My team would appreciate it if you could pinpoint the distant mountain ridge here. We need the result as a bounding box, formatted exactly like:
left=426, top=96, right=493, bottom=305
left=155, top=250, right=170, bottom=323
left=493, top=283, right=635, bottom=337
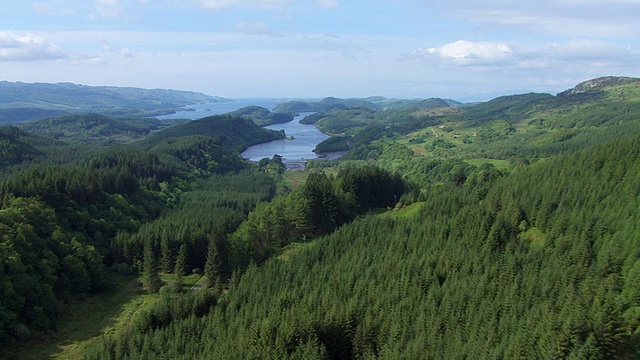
left=0, top=81, right=229, bottom=123
left=273, top=96, right=458, bottom=114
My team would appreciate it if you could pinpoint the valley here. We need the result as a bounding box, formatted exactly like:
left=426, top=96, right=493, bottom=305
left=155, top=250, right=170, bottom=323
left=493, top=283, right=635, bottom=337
left=2, top=77, right=640, bottom=359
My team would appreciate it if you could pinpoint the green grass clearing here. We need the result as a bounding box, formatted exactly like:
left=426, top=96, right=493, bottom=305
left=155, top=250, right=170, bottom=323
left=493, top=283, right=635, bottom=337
left=380, top=202, right=423, bottom=220
left=282, top=170, right=309, bottom=191
left=11, top=273, right=202, bottom=360
left=464, top=158, right=511, bottom=170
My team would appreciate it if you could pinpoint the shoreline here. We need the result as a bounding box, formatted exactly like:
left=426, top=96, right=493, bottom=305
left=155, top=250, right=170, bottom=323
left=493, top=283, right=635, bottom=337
left=245, top=151, right=346, bottom=171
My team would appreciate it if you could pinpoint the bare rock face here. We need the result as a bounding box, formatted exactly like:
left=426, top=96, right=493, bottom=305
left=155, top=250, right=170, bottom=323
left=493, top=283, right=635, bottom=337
left=557, top=76, right=640, bottom=97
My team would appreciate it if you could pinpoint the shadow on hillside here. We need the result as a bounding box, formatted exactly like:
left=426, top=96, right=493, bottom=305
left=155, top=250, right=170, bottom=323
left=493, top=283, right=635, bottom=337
left=11, top=275, right=146, bottom=360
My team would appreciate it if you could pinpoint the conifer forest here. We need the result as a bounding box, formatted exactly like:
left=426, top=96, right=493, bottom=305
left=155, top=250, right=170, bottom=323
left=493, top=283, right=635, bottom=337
left=2, top=77, right=640, bottom=359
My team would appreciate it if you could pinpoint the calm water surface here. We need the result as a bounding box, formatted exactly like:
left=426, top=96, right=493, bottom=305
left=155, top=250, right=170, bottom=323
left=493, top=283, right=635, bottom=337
left=241, top=112, right=330, bottom=162
left=159, top=100, right=337, bottom=165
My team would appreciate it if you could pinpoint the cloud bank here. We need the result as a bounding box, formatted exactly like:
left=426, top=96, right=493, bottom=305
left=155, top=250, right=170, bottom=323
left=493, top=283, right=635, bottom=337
left=402, top=39, right=638, bottom=70
left=0, top=31, right=69, bottom=61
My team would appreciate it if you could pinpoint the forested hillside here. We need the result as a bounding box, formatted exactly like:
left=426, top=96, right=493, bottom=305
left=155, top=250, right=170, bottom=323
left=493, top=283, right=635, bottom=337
left=136, top=114, right=285, bottom=152
left=18, top=114, right=172, bottom=145
left=3, top=76, right=640, bottom=359
left=85, top=133, right=640, bottom=359
left=0, top=114, right=284, bottom=353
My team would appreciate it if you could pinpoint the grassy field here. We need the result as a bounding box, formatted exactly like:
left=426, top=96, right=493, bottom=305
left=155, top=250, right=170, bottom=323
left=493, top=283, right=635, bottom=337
left=380, top=202, right=423, bottom=220
left=282, top=170, right=309, bottom=191
left=10, top=273, right=202, bottom=360
left=464, top=158, right=511, bottom=170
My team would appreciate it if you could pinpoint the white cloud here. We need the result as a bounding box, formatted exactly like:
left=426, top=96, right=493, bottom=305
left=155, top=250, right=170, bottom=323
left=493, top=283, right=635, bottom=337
left=427, top=40, right=513, bottom=65
left=0, top=31, right=69, bottom=61
left=403, top=38, right=638, bottom=70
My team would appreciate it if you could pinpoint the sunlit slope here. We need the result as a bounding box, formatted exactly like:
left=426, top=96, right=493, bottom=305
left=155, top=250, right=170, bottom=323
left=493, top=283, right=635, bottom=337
left=394, top=76, right=640, bottom=162
left=86, top=129, right=640, bottom=359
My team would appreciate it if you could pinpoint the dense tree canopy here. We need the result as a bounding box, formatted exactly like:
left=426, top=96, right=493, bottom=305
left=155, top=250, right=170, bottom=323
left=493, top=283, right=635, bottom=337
left=4, top=77, right=640, bottom=359
left=84, top=133, right=640, bottom=359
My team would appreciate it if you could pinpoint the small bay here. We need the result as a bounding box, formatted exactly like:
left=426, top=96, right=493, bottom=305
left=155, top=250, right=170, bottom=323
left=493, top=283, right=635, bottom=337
left=157, top=98, right=287, bottom=120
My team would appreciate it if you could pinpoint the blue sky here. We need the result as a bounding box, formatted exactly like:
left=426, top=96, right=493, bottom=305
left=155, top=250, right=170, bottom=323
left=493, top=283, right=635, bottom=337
left=1, top=0, right=639, bottom=100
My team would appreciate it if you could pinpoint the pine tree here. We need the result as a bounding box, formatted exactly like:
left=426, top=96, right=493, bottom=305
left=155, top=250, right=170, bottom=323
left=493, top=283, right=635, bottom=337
left=204, top=237, right=220, bottom=288
left=144, top=239, right=162, bottom=293
left=160, top=236, right=172, bottom=273
left=174, top=243, right=188, bottom=276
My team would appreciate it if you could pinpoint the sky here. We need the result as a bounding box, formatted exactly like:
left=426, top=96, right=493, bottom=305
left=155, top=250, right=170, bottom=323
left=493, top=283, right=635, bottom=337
left=1, top=0, right=639, bottom=101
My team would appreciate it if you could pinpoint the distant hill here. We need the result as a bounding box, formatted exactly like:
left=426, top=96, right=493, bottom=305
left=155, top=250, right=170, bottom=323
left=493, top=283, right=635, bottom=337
left=0, top=81, right=229, bottom=123
left=461, top=76, right=640, bottom=125
left=0, top=123, right=93, bottom=171
left=19, top=113, right=171, bottom=145
left=462, top=93, right=555, bottom=124
left=273, top=97, right=383, bottom=113
left=0, top=126, right=42, bottom=168
left=365, top=96, right=459, bottom=110
left=228, top=106, right=294, bottom=126
left=273, top=96, right=459, bottom=114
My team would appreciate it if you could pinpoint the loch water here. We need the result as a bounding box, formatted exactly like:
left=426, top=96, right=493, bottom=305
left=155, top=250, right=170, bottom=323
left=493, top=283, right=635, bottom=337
left=160, top=100, right=338, bottom=168
left=241, top=112, right=330, bottom=165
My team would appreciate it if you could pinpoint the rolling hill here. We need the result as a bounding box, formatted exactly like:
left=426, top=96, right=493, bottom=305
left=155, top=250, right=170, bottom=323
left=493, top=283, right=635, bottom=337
left=228, top=106, right=294, bottom=126
left=19, top=113, right=171, bottom=145
left=0, top=81, right=229, bottom=123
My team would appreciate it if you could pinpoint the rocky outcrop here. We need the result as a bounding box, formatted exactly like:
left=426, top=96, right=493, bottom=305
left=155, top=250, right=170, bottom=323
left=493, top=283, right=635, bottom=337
left=557, top=76, right=640, bottom=97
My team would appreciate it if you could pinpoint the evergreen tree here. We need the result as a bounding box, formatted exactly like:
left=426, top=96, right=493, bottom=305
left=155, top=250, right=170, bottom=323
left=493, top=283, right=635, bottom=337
left=301, top=171, right=338, bottom=235
left=144, top=239, right=162, bottom=293
left=204, top=237, right=220, bottom=288
left=174, top=243, right=188, bottom=276
left=160, top=236, right=172, bottom=273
